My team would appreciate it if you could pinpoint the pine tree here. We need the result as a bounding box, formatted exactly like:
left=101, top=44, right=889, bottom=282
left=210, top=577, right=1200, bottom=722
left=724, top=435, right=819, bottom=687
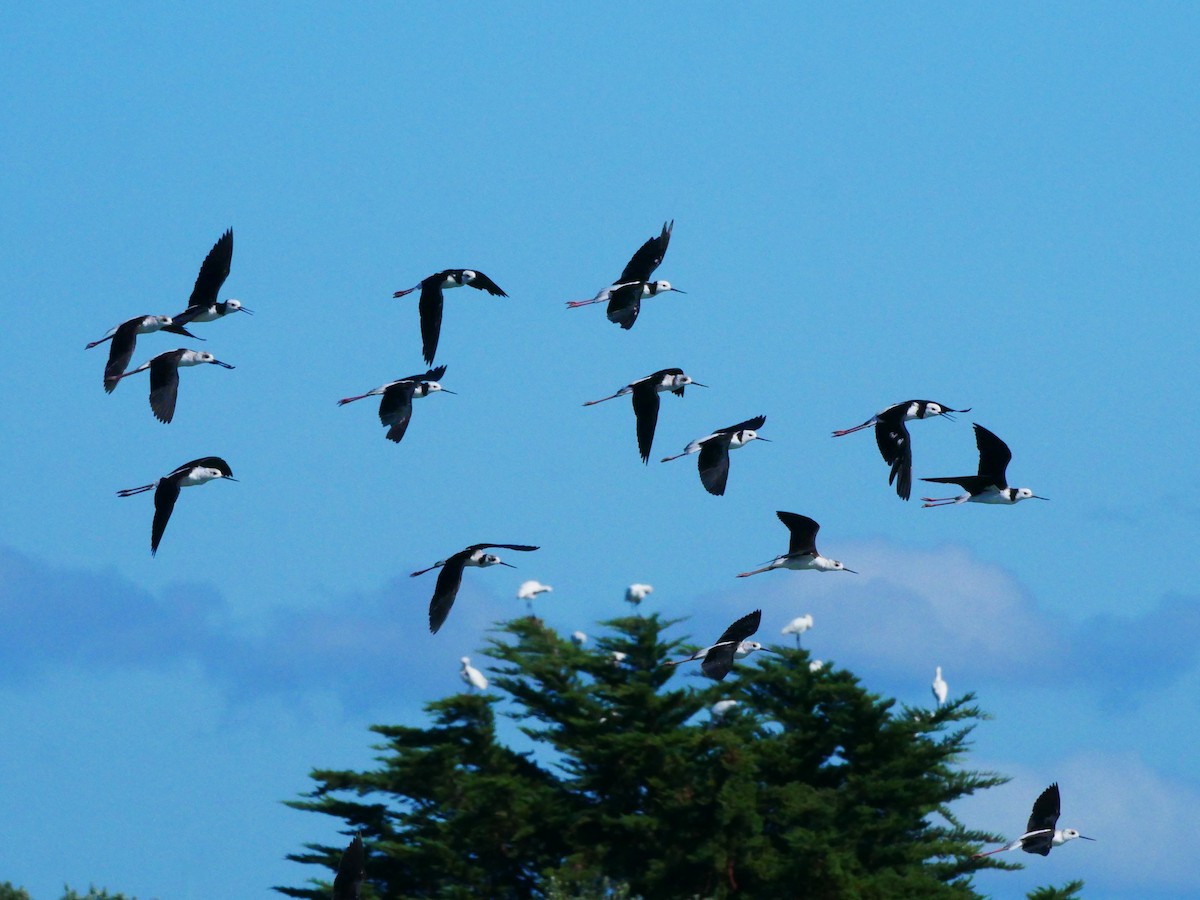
left=280, top=611, right=1034, bottom=898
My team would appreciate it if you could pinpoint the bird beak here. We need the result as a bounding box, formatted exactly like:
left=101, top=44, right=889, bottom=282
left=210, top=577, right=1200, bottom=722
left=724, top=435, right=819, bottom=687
left=212, top=360, right=235, bottom=368
left=1033, top=495, right=1050, bottom=501
left=670, top=287, right=686, bottom=294
left=225, top=476, right=239, bottom=482
left=239, top=306, right=255, bottom=315
left=756, top=437, right=773, bottom=442
left=691, top=382, right=709, bottom=388
left=1079, top=835, right=1096, bottom=841
left=842, top=567, right=858, bottom=574
left=499, top=561, right=517, bottom=568
left=440, top=389, right=458, bottom=395
left=940, top=412, right=958, bottom=422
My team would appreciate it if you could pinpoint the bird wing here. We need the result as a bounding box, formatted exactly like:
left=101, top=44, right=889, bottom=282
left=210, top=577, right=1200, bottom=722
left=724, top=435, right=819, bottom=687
left=631, top=381, right=662, bottom=464
left=716, top=608, right=763, bottom=645
left=150, top=478, right=182, bottom=555
left=428, top=553, right=477, bottom=634
left=876, top=421, right=913, bottom=501
left=332, top=834, right=364, bottom=900
left=1027, top=783, right=1061, bottom=836
left=719, top=414, right=767, bottom=434
left=920, top=475, right=988, bottom=493
left=418, top=281, right=444, bottom=365
left=398, top=364, right=447, bottom=384
left=189, top=229, right=233, bottom=308
left=697, top=436, right=732, bottom=496
left=618, top=220, right=673, bottom=283
left=973, top=424, right=1012, bottom=488
left=148, top=355, right=181, bottom=423
left=466, top=271, right=507, bottom=296
left=166, top=457, right=228, bottom=479
left=466, top=543, right=540, bottom=553
left=378, top=382, right=416, bottom=443
left=776, top=511, right=819, bottom=556
left=606, top=282, right=643, bottom=330
left=700, top=643, right=738, bottom=681
left=104, top=321, right=139, bottom=392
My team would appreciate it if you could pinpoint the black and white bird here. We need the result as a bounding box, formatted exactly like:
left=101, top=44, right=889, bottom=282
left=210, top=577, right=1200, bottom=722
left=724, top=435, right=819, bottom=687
left=392, top=269, right=507, bottom=364
left=170, top=229, right=253, bottom=327
left=565, top=221, right=684, bottom=329
left=116, top=457, right=236, bottom=556
left=113, top=349, right=234, bottom=423
left=921, top=424, right=1048, bottom=508
left=974, top=784, right=1095, bottom=858
left=661, top=415, right=769, bottom=496
left=86, top=315, right=201, bottom=393
left=832, top=400, right=970, bottom=501
left=337, top=365, right=455, bottom=444
left=332, top=833, right=365, bottom=900
left=411, top=543, right=539, bottom=634
left=736, top=512, right=856, bottom=577
left=663, top=609, right=772, bottom=681
left=583, top=368, right=707, bottom=463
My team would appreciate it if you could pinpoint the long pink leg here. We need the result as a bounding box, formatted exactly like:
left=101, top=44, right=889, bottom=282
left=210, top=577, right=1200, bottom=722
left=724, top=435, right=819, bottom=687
left=831, top=420, right=874, bottom=437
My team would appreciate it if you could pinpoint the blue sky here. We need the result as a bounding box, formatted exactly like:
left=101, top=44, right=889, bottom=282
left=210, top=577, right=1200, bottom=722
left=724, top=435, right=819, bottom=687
left=1, top=4, right=1198, bottom=898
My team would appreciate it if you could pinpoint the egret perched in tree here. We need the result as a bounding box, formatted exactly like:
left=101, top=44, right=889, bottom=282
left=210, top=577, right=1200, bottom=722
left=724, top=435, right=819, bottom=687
left=460, top=657, right=488, bottom=692
left=625, top=583, right=653, bottom=606
left=516, top=579, right=553, bottom=613
left=781, top=614, right=814, bottom=647
left=932, top=666, right=948, bottom=707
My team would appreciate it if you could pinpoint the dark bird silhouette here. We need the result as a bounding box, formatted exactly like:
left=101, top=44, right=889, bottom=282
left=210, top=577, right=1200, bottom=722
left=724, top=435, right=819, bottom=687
left=117, top=457, right=236, bottom=555
left=392, top=269, right=507, bottom=364
left=411, top=543, right=539, bottom=633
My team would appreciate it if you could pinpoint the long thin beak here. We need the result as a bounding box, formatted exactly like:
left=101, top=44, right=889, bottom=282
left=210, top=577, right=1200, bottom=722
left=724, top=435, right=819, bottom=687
left=440, top=389, right=458, bottom=395
left=842, top=568, right=858, bottom=574
left=225, top=476, right=239, bottom=482
left=940, top=412, right=958, bottom=422
left=1079, top=835, right=1096, bottom=841
left=1033, top=495, right=1050, bottom=501
left=670, top=288, right=686, bottom=294
left=213, top=360, right=235, bottom=368
left=756, top=437, right=773, bottom=442
left=239, top=306, right=255, bottom=315
left=691, top=382, right=709, bottom=388
left=498, top=561, right=517, bottom=568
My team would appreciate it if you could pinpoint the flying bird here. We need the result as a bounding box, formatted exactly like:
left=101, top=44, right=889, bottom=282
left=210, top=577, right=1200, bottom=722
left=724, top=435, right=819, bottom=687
left=565, top=221, right=684, bottom=329
left=337, top=365, right=455, bottom=443
left=86, top=315, right=201, bottom=393
left=974, top=783, right=1095, bottom=858
left=661, top=415, right=769, bottom=496
left=169, top=229, right=253, bottom=327
left=460, top=657, right=488, bottom=692
left=737, top=513, right=856, bottom=577
left=392, top=269, right=507, bottom=364
left=832, top=400, right=970, bottom=501
left=921, top=424, right=1048, bottom=507
left=625, top=583, right=653, bottom=606
left=411, top=543, right=539, bottom=634
left=584, top=368, right=707, bottom=463
left=932, top=666, right=948, bottom=707
left=781, top=614, right=814, bottom=647
left=116, top=456, right=236, bottom=555
left=112, top=349, right=234, bottom=423
left=332, top=833, right=364, bottom=900
left=663, top=609, right=772, bottom=681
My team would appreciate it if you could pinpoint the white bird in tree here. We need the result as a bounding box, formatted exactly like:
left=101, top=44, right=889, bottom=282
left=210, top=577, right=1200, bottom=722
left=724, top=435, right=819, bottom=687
left=516, top=579, right=553, bottom=613
left=710, top=699, right=739, bottom=718
left=460, top=657, right=488, bottom=692
left=973, top=783, right=1095, bottom=858
left=571, top=630, right=588, bottom=647
left=931, top=666, right=948, bottom=707
left=781, top=614, right=814, bottom=647
left=809, top=660, right=825, bottom=673
left=625, top=583, right=654, bottom=606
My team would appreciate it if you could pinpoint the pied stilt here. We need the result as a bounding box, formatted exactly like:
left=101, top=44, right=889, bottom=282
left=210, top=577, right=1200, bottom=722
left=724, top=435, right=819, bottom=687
left=169, top=229, right=252, bottom=327
left=112, top=349, right=234, bottom=423
left=86, top=315, right=201, bottom=394
left=921, top=424, right=1048, bottom=507
left=337, top=365, right=455, bottom=444
left=663, top=609, right=773, bottom=681
left=737, top=512, right=855, bottom=577
left=117, top=456, right=236, bottom=555
left=412, top=543, right=539, bottom=634
left=565, top=221, right=684, bottom=329
left=661, top=415, right=769, bottom=496
left=974, top=783, right=1095, bottom=858
left=392, top=269, right=507, bottom=364
left=584, top=367, right=706, bottom=463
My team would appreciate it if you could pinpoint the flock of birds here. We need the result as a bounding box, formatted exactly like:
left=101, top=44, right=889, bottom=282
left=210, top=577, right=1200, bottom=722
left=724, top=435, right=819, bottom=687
left=87, top=222, right=1086, bottom=896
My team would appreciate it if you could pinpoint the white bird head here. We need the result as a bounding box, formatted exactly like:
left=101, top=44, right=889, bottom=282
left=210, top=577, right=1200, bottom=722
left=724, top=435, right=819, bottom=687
left=1013, top=487, right=1050, bottom=502
left=654, top=280, right=684, bottom=294
left=1058, top=828, right=1095, bottom=845
left=461, top=270, right=477, bottom=283
left=736, top=640, right=767, bottom=657
left=570, top=630, right=587, bottom=646
left=224, top=299, right=253, bottom=315
left=461, top=656, right=471, bottom=666
left=672, top=373, right=707, bottom=390
left=826, top=558, right=857, bottom=574
left=150, top=315, right=173, bottom=328
left=731, top=429, right=769, bottom=448
left=422, top=381, right=456, bottom=396
left=483, top=553, right=513, bottom=568
left=183, top=350, right=234, bottom=368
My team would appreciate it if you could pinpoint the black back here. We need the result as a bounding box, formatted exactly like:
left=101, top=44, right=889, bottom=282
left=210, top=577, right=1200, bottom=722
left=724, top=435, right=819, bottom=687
left=148, top=350, right=185, bottom=424
left=1022, top=783, right=1061, bottom=856
left=618, top=220, right=672, bottom=283
left=332, top=833, right=365, bottom=900
left=875, top=420, right=913, bottom=500
left=700, top=609, right=762, bottom=680
left=776, top=511, right=819, bottom=557
left=167, top=457, right=233, bottom=480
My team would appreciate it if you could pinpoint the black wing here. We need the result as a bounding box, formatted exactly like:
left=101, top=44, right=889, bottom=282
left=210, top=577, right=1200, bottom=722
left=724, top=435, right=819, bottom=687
left=466, top=271, right=507, bottom=296
left=697, top=436, right=732, bottom=496
left=189, top=229, right=233, bottom=309
left=700, top=643, right=738, bottom=681
left=920, top=475, right=989, bottom=494
left=718, top=415, right=766, bottom=435
left=397, top=364, right=447, bottom=384
left=464, top=543, right=540, bottom=553
left=148, top=354, right=181, bottom=424
left=332, top=834, right=365, bottom=900
left=606, top=282, right=642, bottom=330
left=1026, top=783, right=1061, bottom=837
left=631, top=381, right=662, bottom=464
left=716, top=609, right=762, bottom=645
left=418, top=281, right=444, bottom=365
left=103, top=320, right=140, bottom=393
left=428, top=555, right=469, bottom=634
left=379, top=382, right=416, bottom=443
left=776, top=512, right=819, bottom=557
left=876, top=420, right=913, bottom=501
left=618, top=220, right=673, bottom=283
left=150, top=478, right=181, bottom=555
left=974, top=424, right=1012, bottom=488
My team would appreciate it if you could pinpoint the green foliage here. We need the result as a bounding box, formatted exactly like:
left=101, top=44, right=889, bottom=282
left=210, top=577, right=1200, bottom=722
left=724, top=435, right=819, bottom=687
left=280, top=613, right=1017, bottom=898
left=1027, top=880, right=1085, bottom=900
left=0, top=884, right=32, bottom=900
left=0, top=886, right=135, bottom=900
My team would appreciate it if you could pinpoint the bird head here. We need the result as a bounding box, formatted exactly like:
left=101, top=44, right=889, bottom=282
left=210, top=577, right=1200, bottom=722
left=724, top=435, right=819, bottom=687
left=1014, top=488, right=1049, bottom=502
left=461, top=656, right=471, bottom=666
left=482, top=554, right=514, bottom=568
left=461, top=270, right=477, bottom=283
left=151, top=315, right=173, bottom=328
left=224, top=299, right=254, bottom=315
left=654, top=280, right=684, bottom=294
left=829, top=559, right=857, bottom=574
left=424, top=381, right=456, bottom=395
left=194, top=351, right=235, bottom=368
left=673, top=373, right=707, bottom=390
left=733, top=429, right=769, bottom=447
left=1061, top=829, right=1095, bottom=844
